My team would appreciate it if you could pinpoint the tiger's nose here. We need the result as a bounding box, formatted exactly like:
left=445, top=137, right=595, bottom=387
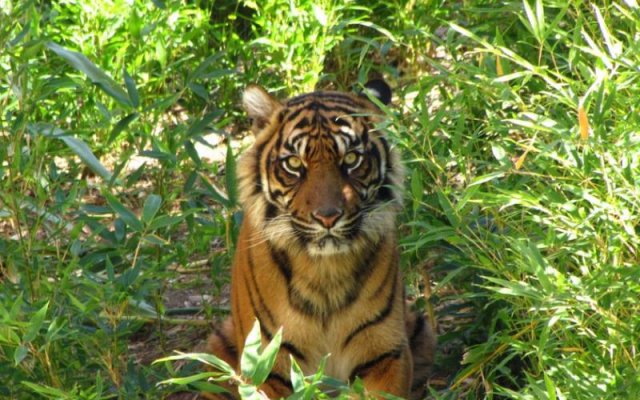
left=311, top=207, right=343, bottom=229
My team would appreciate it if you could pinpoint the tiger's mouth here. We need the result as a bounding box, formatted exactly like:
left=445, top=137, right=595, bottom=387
left=292, top=215, right=364, bottom=256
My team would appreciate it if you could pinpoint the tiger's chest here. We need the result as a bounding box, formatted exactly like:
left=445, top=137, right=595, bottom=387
left=240, top=235, right=401, bottom=378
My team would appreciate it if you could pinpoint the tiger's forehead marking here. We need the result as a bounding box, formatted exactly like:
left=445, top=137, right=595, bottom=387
left=277, top=95, right=369, bottom=159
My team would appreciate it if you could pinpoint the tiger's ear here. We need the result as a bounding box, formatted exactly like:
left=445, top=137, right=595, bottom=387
left=243, top=85, right=282, bottom=134
left=362, top=79, right=392, bottom=106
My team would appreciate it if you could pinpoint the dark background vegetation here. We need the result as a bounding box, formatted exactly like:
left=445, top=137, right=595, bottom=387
left=1, top=0, right=640, bottom=398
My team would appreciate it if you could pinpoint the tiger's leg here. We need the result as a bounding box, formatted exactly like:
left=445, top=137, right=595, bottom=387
left=203, top=318, right=239, bottom=400
left=406, top=313, right=437, bottom=400
left=354, top=344, right=413, bottom=399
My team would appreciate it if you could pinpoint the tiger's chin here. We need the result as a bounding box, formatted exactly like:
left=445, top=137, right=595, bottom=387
left=307, top=236, right=352, bottom=257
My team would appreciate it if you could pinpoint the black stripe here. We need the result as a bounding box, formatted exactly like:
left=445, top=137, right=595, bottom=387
left=267, top=372, right=292, bottom=389
left=282, top=342, right=307, bottom=362
left=247, top=249, right=277, bottom=328
left=269, top=245, right=292, bottom=282
left=232, top=289, right=245, bottom=341
left=260, top=325, right=307, bottom=362
left=244, top=273, right=266, bottom=330
left=379, top=137, right=391, bottom=169
left=283, top=106, right=306, bottom=124
left=265, top=202, right=278, bottom=220
left=334, top=116, right=352, bottom=127
left=342, top=269, right=397, bottom=348
left=212, top=325, right=238, bottom=360
left=362, top=126, right=369, bottom=144
left=286, top=92, right=361, bottom=107
left=285, top=101, right=361, bottom=118
left=309, top=102, right=360, bottom=115
left=290, top=237, right=381, bottom=317
left=286, top=93, right=315, bottom=106
left=349, top=345, right=405, bottom=381
left=376, top=179, right=395, bottom=203
left=253, top=144, right=267, bottom=196
left=313, top=92, right=365, bottom=105
left=288, top=286, right=318, bottom=316
left=370, top=252, right=397, bottom=298
left=410, top=314, right=426, bottom=343
left=294, top=116, right=311, bottom=130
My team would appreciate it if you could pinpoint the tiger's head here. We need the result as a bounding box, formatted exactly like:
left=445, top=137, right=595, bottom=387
left=237, top=81, right=403, bottom=257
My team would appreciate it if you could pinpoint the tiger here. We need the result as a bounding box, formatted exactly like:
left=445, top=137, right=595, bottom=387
left=206, top=80, right=436, bottom=399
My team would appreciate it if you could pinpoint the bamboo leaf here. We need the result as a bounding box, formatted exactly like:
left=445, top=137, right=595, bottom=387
left=59, top=135, right=113, bottom=182
left=108, top=112, right=139, bottom=145
left=105, top=193, right=143, bottom=232
left=47, top=42, right=132, bottom=108
left=123, top=68, right=140, bottom=108
left=23, top=302, right=49, bottom=343
left=225, top=142, right=238, bottom=207
left=142, top=194, right=162, bottom=223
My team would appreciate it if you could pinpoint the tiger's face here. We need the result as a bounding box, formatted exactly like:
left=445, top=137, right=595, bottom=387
left=237, top=81, right=403, bottom=257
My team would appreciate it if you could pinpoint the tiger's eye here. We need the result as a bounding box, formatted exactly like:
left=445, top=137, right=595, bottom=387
left=284, top=156, right=302, bottom=170
left=344, top=152, right=360, bottom=166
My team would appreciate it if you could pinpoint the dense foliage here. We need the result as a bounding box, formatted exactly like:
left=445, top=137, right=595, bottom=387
left=1, top=0, right=639, bottom=398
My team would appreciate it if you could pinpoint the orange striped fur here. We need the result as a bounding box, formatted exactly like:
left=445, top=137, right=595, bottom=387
left=207, top=81, right=435, bottom=399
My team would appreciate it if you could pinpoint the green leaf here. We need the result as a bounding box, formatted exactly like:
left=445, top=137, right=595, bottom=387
left=200, top=173, right=231, bottom=208
left=141, top=234, right=168, bottom=246
left=14, top=345, right=28, bottom=365
left=56, top=135, right=112, bottom=182
left=22, top=382, right=69, bottom=397
left=238, top=384, right=263, bottom=400
left=253, top=327, right=282, bottom=385
left=67, top=293, right=87, bottom=313
left=239, top=320, right=282, bottom=386
left=108, top=112, right=139, bottom=145
left=225, top=142, right=238, bottom=206
left=9, top=21, right=30, bottom=47
left=160, top=372, right=224, bottom=387
left=142, top=194, right=162, bottom=223
left=123, top=68, right=139, bottom=108
left=148, top=215, right=184, bottom=231
left=410, top=168, right=423, bottom=213
left=186, top=110, right=224, bottom=137
left=188, top=53, right=224, bottom=82
left=188, top=82, right=209, bottom=100
left=289, top=357, right=306, bottom=393
left=154, top=352, right=234, bottom=375
left=104, top=193, right=143, bottom=232
left=46, top=42, right=132, bottom=108
left=23, top=301, right=49, bottom=343
left=191, top=381, right=231, bottom=393
left=184, top=140, right=202, bottom=167
left=147, top=92, right=181, bottom=112
left=436, top=191, right=460, bottom=228
left=241, top=320, right=262, bottom=378
left=468, top=171, right=506, bottom=187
